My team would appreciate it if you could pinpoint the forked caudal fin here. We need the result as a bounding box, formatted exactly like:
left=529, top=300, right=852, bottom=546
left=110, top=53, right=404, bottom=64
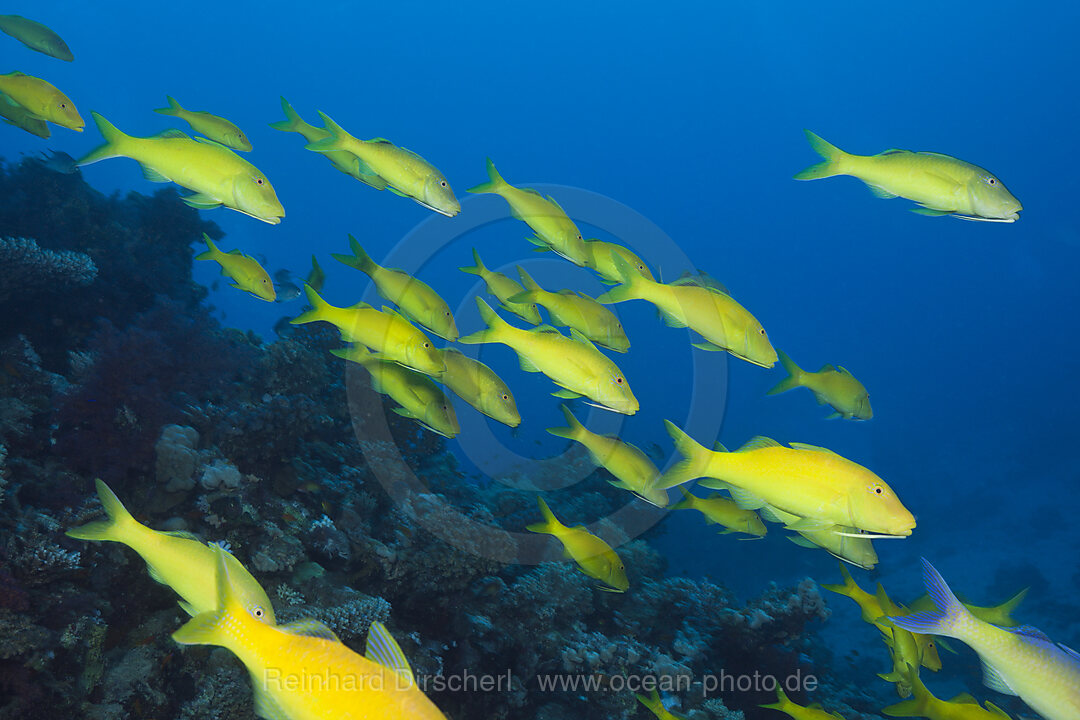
left=888, top=559, right=970, bottom=640
left=793, top=129, right=849, bottom=181
left=766, top=349, right=804, bottom=395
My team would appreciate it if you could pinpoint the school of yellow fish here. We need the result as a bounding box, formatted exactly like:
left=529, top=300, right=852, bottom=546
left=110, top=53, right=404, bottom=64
left=9, top=12, right=1076, bottom=720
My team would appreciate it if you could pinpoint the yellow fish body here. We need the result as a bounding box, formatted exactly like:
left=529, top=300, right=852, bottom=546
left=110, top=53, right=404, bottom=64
left=195, top=234, right=275, bottom=302
left=784, top=520, right=879, bottom=571
left=907, top=588, right=1028, bottom=628
left=332, top=345, right=458, bottom=438
left=891, top=560, right=1080, bottom=720
left=65, top=479, right=275, bottom=623
left=0, top=71, right=81, bottom=130
left=306, top=112, right=460, bottom=216
left=154, top=96, right=251, bottom=151
left=662, top=422, right=916, bottom=537
left=77, top=112, right=284, bottom=224
left=0, top=91, right=50, bottom=138
left=458, top=249, right=541, bottom=324
left=173, top=546, right=447, bottom=720
left=438, top=347, right=520, bottom=427
left=292, top=285, right=445, bottom=376
left=760, top=687, right=844, bottom=719
left=636, top=689, right=687, bottom=719
left=0, top=15, right=73, bottom=61
left=795, top=130, right=1022, bottom=222
left=670, top=487, right=766, bottom=536
left=767, top=350, right=872, bottom=420
left=459, top=297, right=638, bottom=415
left=586, top=239, right=654, bottom=284
left=597, top=255, right=777, bottom=368
left=466, top=158, right=589, bottom=266
left=883, top=663, right=1013, bottom=719
left=526, top=497, right=628, bottom=592
left=511, top=268, right=629, bottom=352
left=333, top=235, right=458, bottom=340
left=547, top=404, right=664, bottom=506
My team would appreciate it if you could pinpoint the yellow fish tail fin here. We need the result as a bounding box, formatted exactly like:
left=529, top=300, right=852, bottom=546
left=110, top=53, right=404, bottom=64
left=987, top=586, right=1029, bottom=627
left=194, top=233, right=220, bottom=262
left=888, top=560, right=971, bottom=641
left=291, top=284, right=339, bottom=326
left=793, top=130, right=849, bottom=180
left=525, top=496, right=565, bottom=535
left=331, top=234, right=377, bottom=274
left=594, top=254, right=644, bottom=305
left=546, top=403, right=586, bottom=441
left=458, top=297, right=510, bottom=345
left=268, top=96, right=306, bottom=133
left=759, top=687, right=792, bottom=712
left=459, top=248, right=488, bottom=276
left=635, top=689, right=665, bottom=716
left=65, top=479, right=142, bottom=544
left=766, top=349, right=804, bottom=395
left=820, top=562, right=860, bottom=599
left=152, top=95, right=183, bottom=117
left=668, top=486, right=698, bottom=511
left=76, top=112, right=130, bottom=166
left=466, top=157, right=510, bottom=195
left=171, top=545, right=235, bottom=648
left=658, top=420, right=711, bottom=489
left=305, top=111, right=350, bottom=153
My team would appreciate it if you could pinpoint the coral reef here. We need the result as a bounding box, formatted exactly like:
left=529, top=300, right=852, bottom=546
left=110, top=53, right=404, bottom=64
left=0, top=236, right=97, bottom=303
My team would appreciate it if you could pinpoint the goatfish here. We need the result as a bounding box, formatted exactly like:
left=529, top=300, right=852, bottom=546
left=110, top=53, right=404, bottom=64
left=458, top=249, right=541, bottom=324
left=0, top=71, right=81, bottom=131
left=661, top=422, right=916, bottom=537
left=154, top=96, right=251, bottom=151
left=332, top=345, right=458, bottom=438
left=0, top=91, right=50, bottom=138
left=883, top=663, right=1014, bottom=720
left=0, top=15, right=73, bottom=61
left=270, top=97, right=386, bottom=189
left=292, top=285, right=444, bottom=376
left=907, top=588, right=1028, bottom=628
left=671, top=487, right=767, bottom=536
left=77, top=112, right=284, bottom=224
left=511, top=267, right=629, bottom=352
left=586, top=239, right=655, bottom=284
left=636, top=689, right=687, bottom=719
left=597, top=255, right=777, bottom=368
left=891, top=559, right=1080, bottom=720
left=65, top=479, right=275, bottom=624
left=876, top=584, right=941, bottom=697
left=195, top=234, right=275, bottom=302
left=438, top=347, right=520, bottom=428
left=547, top=404, right=665, bottom=506
left=173, top=545, right=448, bottom=720
left=765, top=506, right=878, bottom=570
left=333, top=235, right=458, bottom=340
left=459, top=297, right=638, bottom=415
left=526, top=497, right=628, bottom=592
left=768, top=349, right=871, bottom=420
left=760, top=687, right=845, bottom=720
left=794, top=130, right=1021, bottom=222
left=306, top=112, right=460, bottom=217
left=466, top=158, right=589, bottom=266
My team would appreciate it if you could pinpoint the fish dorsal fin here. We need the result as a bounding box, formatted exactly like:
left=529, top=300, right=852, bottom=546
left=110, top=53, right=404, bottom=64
left=365, top=137, right=393, bottom=144
left=980, top=659, right=1018, bottom=695
left=876, top=148, right=909, bottom=156
left=545, top=195, right=566, bottom=212
left=947, top=693, right=979, bottom=705
left=279, top=619, right=340, bottom=642
left=818, top=363, right=837, bottom=373
left=569, top=328, right=596, bottom=348
left=156, top=129, right=190, bottom=140
left=159, top=529, right=200, bottom=541
left=837, top=366, right=852, bottom=375
left=365, top=621, right=415, bottom=683
left=789, top=442, right=841, bottom=455
left=532, top=324, right=562, bottom=335
left=519, top=187, right=543, bottom=197
left=1010, top=625, right=1052, bottom=642
left=736, top=436, right=781, bottom=452
left=1058, top=643, right=1080, bottom=661
left=712, top=441, right=728, bottom=452
left=397, top=146, right=424, bottom=161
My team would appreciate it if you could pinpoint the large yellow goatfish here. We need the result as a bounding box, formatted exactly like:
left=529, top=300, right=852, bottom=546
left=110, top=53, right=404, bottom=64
left=511, top=267, right=629, bottom=352
left=460, top=297, right=639, bottom=415
left=306, top=112, right=460, bottom=217
left=77, top=112, right=284, bottom=224
left=0, top=91, right=50, bottom=138
left=154, top=96, right=251, bottom=151
left=0, top=72, right=81, bottom=131
left=662, top=422, right=916, bottom=537
left=292, top=285, right=444, bottom=376
left=795, top=130, right=1022, bottom=222
left=332, top=345, right=459, bottom=438
left=547, top=404, right=664, bottom=506
left=768, top=350, right=872, bottom=420
left=458, top=249, right=541, bottom=325
left=173, top=546, right=448, bottom=720
left=467, top=159, right=589, bottom=266
left=670, top=487, right=767, bottom=537
left=270, top=97, right=384, bottom=188
left=891, top=559, right=1080, bottom=720
left=195, top=234, right=275, bottom=302
left=760, top=688, right=845, bottom=719
left=526, top=497, right=628, bottom=592
left=883, top=663, right=1014, bottom=720
left=586, top=239, right=655, bottom=284
left=333, top=235, right=458, bottom=340
left=0, top=15, right=73, bottom=61
left=438, top=348, right=520, bottom=428
left=66, top=479, right=275, bottom=624
left=597, top=256, right=777, bottom=368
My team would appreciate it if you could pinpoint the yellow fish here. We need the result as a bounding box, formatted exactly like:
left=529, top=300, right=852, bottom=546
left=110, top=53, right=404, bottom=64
left=292, top=285, right=445, bottom=376
left=438, top=347, right=520, bottom=427
left=585, top=239, right=654, bottom=284
left=173, top=546, right=448, bottom=720
left=907, top=588, right=1028, bottom=628
left=332, top=345, right=458, bottom=438
left=526, top=497, right=628, bottom=592
left=466, top=158, right=589, bottom=266
left=306, top=112, right=460, bottom=217
left=891, top=559, right=1080, bottom=720
left=662, top=422, right=916, bottom=537
left=458, top=249, right=541, bottom=324
left=795, top=130, right=1022, bottom=222
left=511, top=267, right=629, bottom=352
left=636, top=689, right=687, bottom=719
left=195, top=234, right=275, bottom=302
left=77, top=112, right=284, bottom=224
left=65, top=479, right=275, bottom=623
left=547, top=404, right=664, bottom=506
left=459, top=297, right=638, bottom=415
left=876, top=585, right=939, bottom=697
left=333, top=235, right=458, bottom=340
left=154, top=96, right=251, bottom=151
left=670, top=487, right=766, bottom=536
left=773, top=507, right=879, bottom=570
left=760, top=687, right=844, bottom=719
left=306, top=254, right=326, bottom=293
left=0, top=91, right=50, bottom=138
left=0, top=71, right=81, bottom=131
left=767, top=350, right=872, bottom=420
left=883, top=663, right=1014, bottom=719
left=597, top=255, right=777, bottom=368
left=0, top=15, right=73, bottom=61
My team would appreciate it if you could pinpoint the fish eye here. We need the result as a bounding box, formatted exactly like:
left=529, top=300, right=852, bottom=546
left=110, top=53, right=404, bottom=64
left=615, top=376, right=624, bottom=384
left=252, top=606, right=265, bottom=618
left=440, top=180, right=448, bottom=187
left=987, top=177, right=997, bottom=186
left=870, top=484, right=884, bottom=495
left=759, top=328, right=766, bottom=335
left=255, top=177, right=265, bottom=185
left=501, top=394, right=509, bottom=400
left=423, top=342, right=431, bottom=348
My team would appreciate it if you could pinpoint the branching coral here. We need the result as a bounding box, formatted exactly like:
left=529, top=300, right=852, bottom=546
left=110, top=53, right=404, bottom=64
left=0, top=236, right=97, bottom=303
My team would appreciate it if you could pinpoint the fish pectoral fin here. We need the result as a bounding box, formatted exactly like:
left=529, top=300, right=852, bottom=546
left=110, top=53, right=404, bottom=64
left=782, top=516, right=832, bottom=532
left=657, top=307, right=688, bottom=328
left=182, top=192, right=223, bottom=209
left=692, top=341, right=724, bottom=352
left=139, top=163, right=171, bottom=183
left=824, top=411, right=843, bottom=420
left=726, top=486, right=768, bottom=510
left=365, top=620, right=416, bottom=684
left=552, top=388, right=582, bottom=399
left=278, top=619, right=340, bottom=641
left=517, top=353, right=542, bottom=373
left=979, top=659, right=1018, bottom=696
left=525, top=234, right=548, bottom=247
